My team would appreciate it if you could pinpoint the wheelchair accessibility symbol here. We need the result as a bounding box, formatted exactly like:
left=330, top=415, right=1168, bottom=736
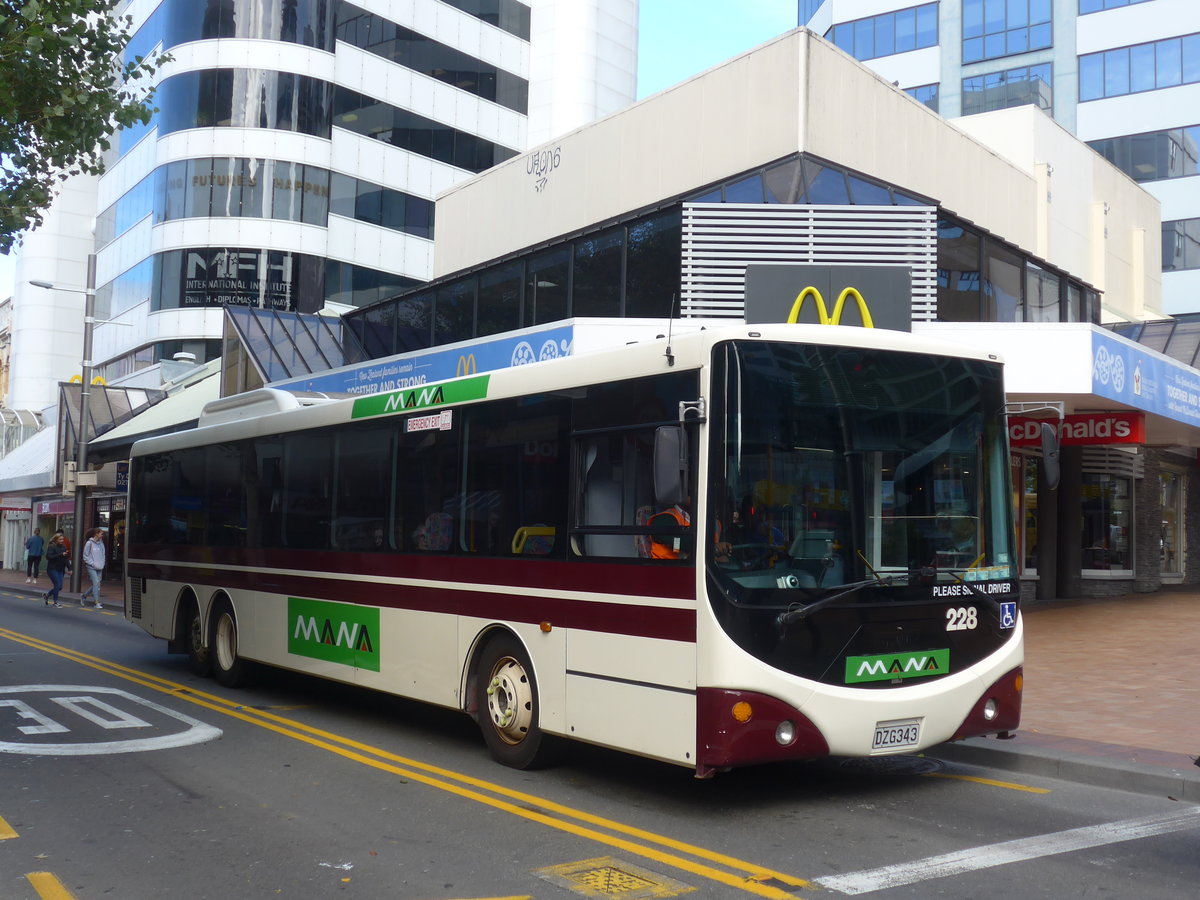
left=0, top=685, right=222, bottom=756
left=999, top=602, right=1017, bottom=630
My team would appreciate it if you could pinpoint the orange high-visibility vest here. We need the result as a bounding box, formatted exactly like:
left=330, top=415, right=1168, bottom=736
left=650, top=506, right=691, bottom=559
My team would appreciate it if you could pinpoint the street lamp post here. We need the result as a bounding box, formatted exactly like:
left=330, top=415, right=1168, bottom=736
left=30, top=253, right=97, bottom=592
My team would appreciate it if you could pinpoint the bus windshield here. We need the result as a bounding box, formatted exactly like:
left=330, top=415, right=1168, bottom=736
left=707, top=340, right=1014, bottom=597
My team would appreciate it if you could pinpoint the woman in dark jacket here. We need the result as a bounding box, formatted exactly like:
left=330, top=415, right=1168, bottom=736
left=43, top=533, right=70, bottom=608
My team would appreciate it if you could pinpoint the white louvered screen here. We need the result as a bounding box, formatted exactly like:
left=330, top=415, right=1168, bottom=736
left=680, top=203, right=938, bottom=322
left=1081, top=446, right=1144, bottom=479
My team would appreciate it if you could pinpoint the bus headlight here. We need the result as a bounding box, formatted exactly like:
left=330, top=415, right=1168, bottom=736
left=983, top=698, right=998, bottom=721
left=775, top=720, right=796, bottom=745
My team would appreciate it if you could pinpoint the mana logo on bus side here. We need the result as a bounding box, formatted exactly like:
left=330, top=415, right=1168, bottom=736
left=350, top=374, right=491, bottom=421
left=287, top=597, right=380, bottom=672
left=844, top=649, right=950, bottom=684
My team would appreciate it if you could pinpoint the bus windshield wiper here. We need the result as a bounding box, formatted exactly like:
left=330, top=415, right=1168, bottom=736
left=776, top=577, right=891, bottom=630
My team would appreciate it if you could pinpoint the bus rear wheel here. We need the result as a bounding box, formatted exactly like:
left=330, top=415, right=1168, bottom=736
left=184, top=601, right=210, bottom=677
left=210, top=602, right=246, bottom=688
left=475, top=634, right=556, bottom=769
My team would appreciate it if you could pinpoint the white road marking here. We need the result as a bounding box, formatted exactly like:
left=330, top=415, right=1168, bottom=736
left=0, top=685, right=221, bottom=755
left=52, top=695, right=151, bottom=730
left=0, top=699, right=70, bottom=735
left=817, top=806, right=1200, bottom=894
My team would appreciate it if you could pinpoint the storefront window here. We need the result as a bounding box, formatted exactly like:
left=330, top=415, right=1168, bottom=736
left=1081, top=473, right=1131, bottom=570
left=1021, top=455, right=1039, bottom=572
left=1160, top=470, right=1183, bottom=574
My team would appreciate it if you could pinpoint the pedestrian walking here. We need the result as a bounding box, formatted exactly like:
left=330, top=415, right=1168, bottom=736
left=42, top=533, right=70, bottom=608
left=25, top=528, right=44, bottom=584
left=80, top=528, right=106, bottom=609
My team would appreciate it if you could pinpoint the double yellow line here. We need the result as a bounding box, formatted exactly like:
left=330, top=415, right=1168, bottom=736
left=0, top=627, right=811, bottom=898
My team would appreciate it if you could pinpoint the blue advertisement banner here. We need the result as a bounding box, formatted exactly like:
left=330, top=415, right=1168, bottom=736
left=270, top=324, right=576, bottom=395
left=1091, top=330, right=1200, bottom=428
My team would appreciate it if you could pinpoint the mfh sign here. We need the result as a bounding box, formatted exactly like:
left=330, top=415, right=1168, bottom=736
left=1009, top=412, right=1144, bottom=447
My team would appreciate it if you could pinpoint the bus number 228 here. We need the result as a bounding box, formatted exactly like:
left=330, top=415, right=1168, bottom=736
left=945, top=606, right=977, bottom=631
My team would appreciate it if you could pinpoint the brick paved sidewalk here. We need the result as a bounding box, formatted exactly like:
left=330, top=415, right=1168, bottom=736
left=1016, top=590, right=1200, bottom=770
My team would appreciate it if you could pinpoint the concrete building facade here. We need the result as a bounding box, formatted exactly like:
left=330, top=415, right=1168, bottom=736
left=345, top=28, right=1193, bottom=599
left=804, top=0, right=1200, bottom=316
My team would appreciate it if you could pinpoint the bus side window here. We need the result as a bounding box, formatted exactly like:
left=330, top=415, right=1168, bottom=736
left=132, top=454, right=172, bottom=544
left=399, top=428, right=460, bottom=553
left=332, top=423, right=396, bottom=551
left=255, top=437, right=284, bottom=549
left=171, top=446, right=205, bottom=545
left=282, top=431, right=334, bottom=550
left=461, top=397, right=568, bottom=557
left=205, top=442, right=247, bottom=547
left=577, top=436, right=633, bottom=557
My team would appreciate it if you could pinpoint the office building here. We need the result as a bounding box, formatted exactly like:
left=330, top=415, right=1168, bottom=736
left=6, top=0, right=637, bottom=413
left=0, top=0, right=637, bottom=557
left=803, top=0, right=1200, bottom=316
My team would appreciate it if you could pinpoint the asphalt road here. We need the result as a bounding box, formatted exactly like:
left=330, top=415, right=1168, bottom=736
left=2, top=588, right=1197, bottom=899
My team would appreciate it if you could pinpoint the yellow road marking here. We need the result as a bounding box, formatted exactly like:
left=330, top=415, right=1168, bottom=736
left=924, top=771, right=1052, bottom=793
left=0, top=813, right=18, bottom=840
left=25, top=872, right=76, bottom=900
left=0, top=627, right=808, bottom=899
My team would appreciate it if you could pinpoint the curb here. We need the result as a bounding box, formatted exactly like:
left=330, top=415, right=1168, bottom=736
left=932, top=737, right=1200, bottom=802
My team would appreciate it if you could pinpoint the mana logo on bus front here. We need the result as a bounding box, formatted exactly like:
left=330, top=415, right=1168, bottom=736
left=844, top=648, right=950, bottom=684
left=287, top=597, right=380, bottom=672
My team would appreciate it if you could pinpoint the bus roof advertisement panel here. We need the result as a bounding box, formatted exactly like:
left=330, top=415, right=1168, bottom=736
left=272, top=324, right=575, bottom=395
left=351, top=374, right=491, bottom=419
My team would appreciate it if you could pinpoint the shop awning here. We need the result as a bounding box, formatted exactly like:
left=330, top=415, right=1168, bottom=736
left=0, top=426, right=57, bottom=493
left=88, top=370, right=222, bottom=463
left=917, top=322, right=1200, bottom=447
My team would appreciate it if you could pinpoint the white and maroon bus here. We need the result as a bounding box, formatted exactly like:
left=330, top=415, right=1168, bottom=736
left=126, top=322, right=1023, bottom=776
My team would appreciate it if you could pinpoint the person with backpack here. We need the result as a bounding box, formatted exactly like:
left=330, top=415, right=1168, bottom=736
left=25, top=528, right=44, bottom=584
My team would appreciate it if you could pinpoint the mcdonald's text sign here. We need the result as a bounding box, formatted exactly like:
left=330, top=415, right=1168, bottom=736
left=1009, top=412, right=1144, bottom=447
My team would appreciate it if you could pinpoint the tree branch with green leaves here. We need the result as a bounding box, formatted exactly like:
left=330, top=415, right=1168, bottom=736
left=0, top=0, right=169, bottom=253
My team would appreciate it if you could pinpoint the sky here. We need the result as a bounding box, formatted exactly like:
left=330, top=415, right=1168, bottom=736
left=636, top=0, right=799, bottom=99
left=0, top=0, right=799, bottom=300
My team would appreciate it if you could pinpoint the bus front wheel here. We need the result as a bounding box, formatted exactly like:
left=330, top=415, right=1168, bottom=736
left=475, top=634, right=556, bottom=769
left=210, top=602, right=246, bottom=688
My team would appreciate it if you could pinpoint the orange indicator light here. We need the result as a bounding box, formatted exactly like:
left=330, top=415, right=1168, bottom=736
left=732, top=701, right=753, bottom=723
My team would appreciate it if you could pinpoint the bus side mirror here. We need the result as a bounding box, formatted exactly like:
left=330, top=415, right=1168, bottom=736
left=654, top=425, right=687, bottom=507
left=1041, top=422, right=1061, bottom=491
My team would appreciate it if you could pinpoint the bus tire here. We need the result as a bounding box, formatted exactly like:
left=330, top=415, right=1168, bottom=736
left=475, top=634, right=557, bottom=769
left=210, top=601, right=246, bottom=688
left=183, top=599, right=211, bottom=678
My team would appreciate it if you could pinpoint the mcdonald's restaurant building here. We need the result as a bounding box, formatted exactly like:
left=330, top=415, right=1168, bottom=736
left=309, top=28, right=1196, bottom=601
